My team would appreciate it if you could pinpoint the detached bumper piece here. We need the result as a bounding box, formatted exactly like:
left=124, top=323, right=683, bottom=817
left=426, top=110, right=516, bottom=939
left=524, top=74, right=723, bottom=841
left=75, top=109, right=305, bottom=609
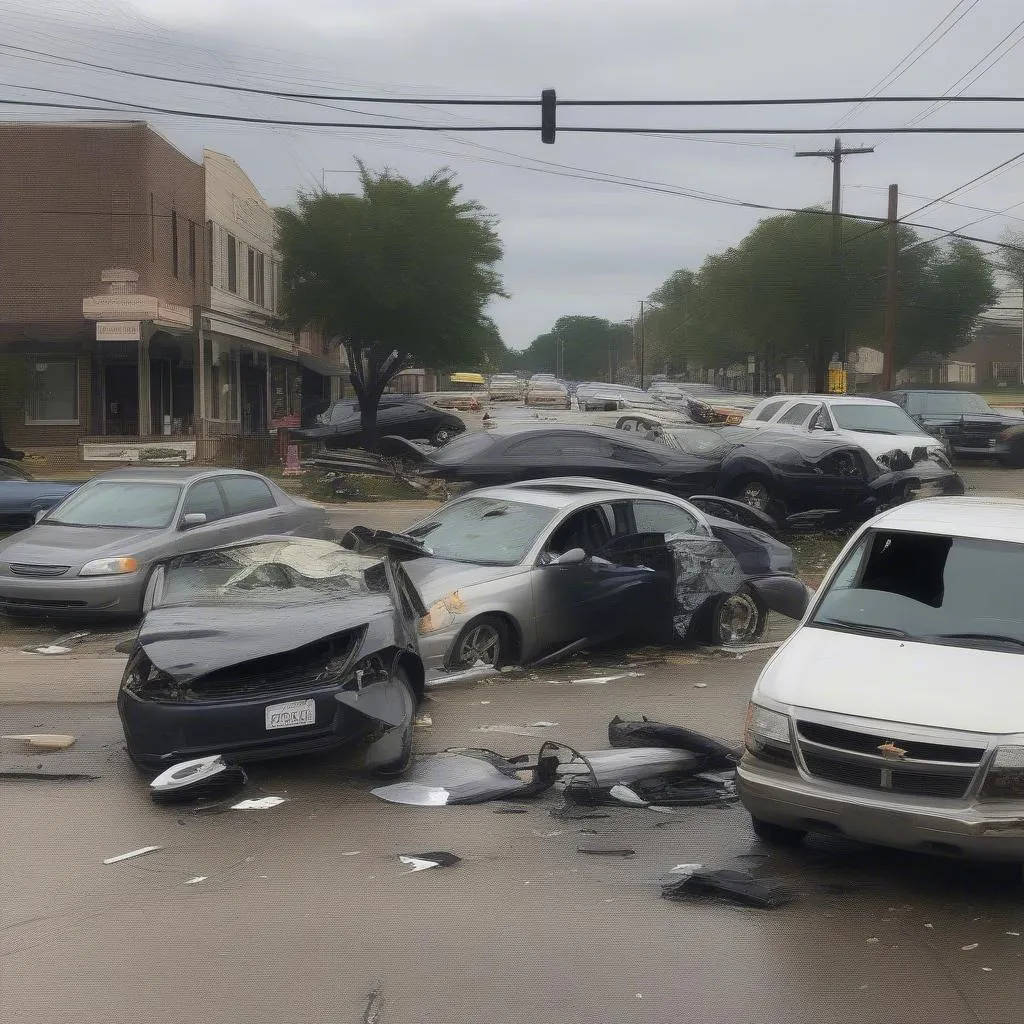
left=149, top=754, right=248, bottom=805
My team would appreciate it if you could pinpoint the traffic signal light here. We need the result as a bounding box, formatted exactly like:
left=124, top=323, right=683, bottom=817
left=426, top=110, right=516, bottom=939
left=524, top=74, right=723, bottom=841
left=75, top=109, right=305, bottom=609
left=541, top=89, right=556, bottom=144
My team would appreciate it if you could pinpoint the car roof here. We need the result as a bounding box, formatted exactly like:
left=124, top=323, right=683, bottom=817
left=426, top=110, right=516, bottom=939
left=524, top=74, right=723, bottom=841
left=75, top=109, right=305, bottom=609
left=461, top=476, right=691, bottom=510
left=760, top=394, right=896, bottom=407
left=89, top=466, right=269, bottom=484
left=870, top=497, right=1024, bottom=543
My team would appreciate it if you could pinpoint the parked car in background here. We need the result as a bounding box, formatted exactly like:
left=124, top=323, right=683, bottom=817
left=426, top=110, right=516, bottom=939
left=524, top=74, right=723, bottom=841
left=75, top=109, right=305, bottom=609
left=524, top=378, right=571, bottom=408
left=487, top=373, right=524, bottom=401
left=576, top=383, right=649, bottom=411
left=744, top=395, right=946, bottom=468
left=647, top=382, right=745, bottom=425
left=292, top=397, right=466, bottom=448
left=739, top=497, right=1024, bottom=864
left=349, top=478, right=805, bottom=669
left=639, top=424, right=963, bottom=526
left=0, top=460, right=80, bottom=530
left=876, top=389, right=1024, bottom=464
left=0, top=468, right=330, bottom=617
left=118, top=536, right=425, bottom=771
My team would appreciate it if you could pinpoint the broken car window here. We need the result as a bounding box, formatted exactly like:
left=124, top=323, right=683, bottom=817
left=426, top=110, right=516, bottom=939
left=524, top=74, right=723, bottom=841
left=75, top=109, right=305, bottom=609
left=156, top=538, right=387, bottom=608
left=405, top=496, right=557, bottom=565
left=811, top=530, right=1024, bottom=651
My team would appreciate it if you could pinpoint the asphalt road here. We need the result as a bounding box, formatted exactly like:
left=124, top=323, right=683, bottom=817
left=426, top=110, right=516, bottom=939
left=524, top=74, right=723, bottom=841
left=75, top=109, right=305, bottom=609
left=5, top=656, right=1024, bottom=1024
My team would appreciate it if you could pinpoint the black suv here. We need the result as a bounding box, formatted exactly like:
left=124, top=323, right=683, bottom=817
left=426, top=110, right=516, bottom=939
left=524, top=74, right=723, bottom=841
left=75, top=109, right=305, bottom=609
left=876, top=389, right=1024, bottom=465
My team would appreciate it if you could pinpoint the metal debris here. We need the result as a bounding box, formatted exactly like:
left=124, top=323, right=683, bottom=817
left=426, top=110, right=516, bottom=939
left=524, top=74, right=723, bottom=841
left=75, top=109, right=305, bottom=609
left=399, top=852, right=461, bottom=872
left=662, top=868, right=791, bottom=908
left=184, top=876, right=207, bottom=885
left=150, top=755, right=247, bottom=805
left=103, top=846, right=161, bottom=865
left=578, top=845, right=635, bottom=857
left=232, top=796, right=286, bottom=810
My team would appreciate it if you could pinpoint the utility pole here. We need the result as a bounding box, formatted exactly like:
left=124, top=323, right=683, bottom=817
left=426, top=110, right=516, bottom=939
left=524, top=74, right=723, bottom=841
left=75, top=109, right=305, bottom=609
left=639, top=299, right=646, bottom=388
left=795, top=136, right=874, bottom=390
left=882, top=184, right=899, bottom=391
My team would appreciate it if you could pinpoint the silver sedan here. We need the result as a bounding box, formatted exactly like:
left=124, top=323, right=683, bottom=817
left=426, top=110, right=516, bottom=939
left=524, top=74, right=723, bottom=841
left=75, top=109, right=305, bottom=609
left=0, top=466, right=330, bottom=618
left=393, top=478, right=799, bottom=673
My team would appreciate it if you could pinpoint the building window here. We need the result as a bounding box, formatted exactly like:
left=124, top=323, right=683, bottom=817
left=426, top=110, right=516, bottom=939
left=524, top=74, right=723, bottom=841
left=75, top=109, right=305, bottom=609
left=227, top=233, right=237, bottom=293
left=205, top=342, right=239, bottom=421
left=206, top=222, right=214, bottom=285
left=188, top=221, right=197, bottom=280
left=26, top=359, right=78, bottom=424
left=254, top=250, right=265, bottom=307
left=171, top=210, right=179, bottom=277
left=247, top=248, right=256, bottom=301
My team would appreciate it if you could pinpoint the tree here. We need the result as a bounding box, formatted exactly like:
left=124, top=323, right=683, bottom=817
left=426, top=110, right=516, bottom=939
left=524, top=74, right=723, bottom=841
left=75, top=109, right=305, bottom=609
left=647, top=210, right=997, bottom=390
left=277, top=163, right=505, bottom=446
left=512, top=316, right=634, bottom=380
left=1000, top=228, right=1024, bottom=288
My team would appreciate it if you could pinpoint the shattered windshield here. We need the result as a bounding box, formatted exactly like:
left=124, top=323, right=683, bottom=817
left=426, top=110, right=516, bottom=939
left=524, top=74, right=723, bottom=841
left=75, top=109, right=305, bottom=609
left=156, top=539, right=390, bottom=607
left=661, top=426, right=756, bottom=456
left=405, top=496, right=557, bottom=565
left=830, top=403, right=928, bottom=436
left=811, top=530, right=1024, bottom=651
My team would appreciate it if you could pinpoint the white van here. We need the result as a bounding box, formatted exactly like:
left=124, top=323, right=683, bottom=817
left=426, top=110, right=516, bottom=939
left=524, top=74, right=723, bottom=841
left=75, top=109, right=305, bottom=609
left=738, top=497, right=1024, bottom=863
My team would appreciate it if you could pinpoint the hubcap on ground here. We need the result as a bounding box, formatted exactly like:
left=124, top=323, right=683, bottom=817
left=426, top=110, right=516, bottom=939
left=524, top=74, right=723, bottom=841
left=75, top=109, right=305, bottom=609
left=457, top=624, right=500, bottom=667
left=718, top=592, right=761, bottom=644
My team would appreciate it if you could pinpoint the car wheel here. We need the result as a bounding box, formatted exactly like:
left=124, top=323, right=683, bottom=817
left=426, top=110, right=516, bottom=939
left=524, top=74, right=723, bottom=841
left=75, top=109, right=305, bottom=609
left=751, top=816, right=807, bottom=846
left=431, top=426, right=455, bottom=446
left=732, top=477, right=776, bottom=516
left=709, top=588, right=768, bottom=645
left=365, top=670, right=418, bottom=778
left=451, top=615, right=510, bottom=670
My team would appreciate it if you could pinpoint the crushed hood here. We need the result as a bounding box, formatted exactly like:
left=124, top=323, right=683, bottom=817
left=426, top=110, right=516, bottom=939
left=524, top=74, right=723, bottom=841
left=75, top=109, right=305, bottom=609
left=138, top=597, right=395, bottom=683
left=758, top=627, right=1023, bottom=734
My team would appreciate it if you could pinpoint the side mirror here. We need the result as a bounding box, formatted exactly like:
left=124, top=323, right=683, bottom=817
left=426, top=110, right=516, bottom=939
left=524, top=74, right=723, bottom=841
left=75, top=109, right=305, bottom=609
left=180, top=512, right=208, bottom=530
left=549, top=547, right=587, bottom=566
left=747, top=576, right=814, bottom=621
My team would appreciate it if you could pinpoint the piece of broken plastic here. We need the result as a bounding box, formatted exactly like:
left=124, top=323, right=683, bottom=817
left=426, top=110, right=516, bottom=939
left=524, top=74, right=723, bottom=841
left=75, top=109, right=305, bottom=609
left=232, top=796, right=285, bottom=810
left=1, top=733, right=77, bottom=751
left=372, top=742, right=575, bottom=806
left=609, top=784, right=649, bottom=806
left=662, top=868, right=791, bottom=908
left=559, top=747, right=697, bottom=786
left=608, top=715, right=740, bottom=770
left=150, top=754, right=248, bottom=805
left=103, top=845, right=161, bottom=865
left=399, top=851, right=461, bottom=872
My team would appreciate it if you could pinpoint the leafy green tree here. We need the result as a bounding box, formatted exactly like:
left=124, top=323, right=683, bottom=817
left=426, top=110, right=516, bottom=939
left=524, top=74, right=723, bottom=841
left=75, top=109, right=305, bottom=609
left=513, top=316, right=633, bottom=380
left=1000, top=228, right=1024, bottom=289
left=277, top=163, right=505, bottom=446
left=647, top=211, right=996, bottom=390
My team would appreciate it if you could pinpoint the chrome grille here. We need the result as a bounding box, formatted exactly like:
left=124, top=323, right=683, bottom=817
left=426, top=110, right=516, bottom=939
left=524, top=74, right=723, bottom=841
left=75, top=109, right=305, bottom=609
left=8, top=563, right=71, bottom=578
left=796, top=720, right=983, bottom=800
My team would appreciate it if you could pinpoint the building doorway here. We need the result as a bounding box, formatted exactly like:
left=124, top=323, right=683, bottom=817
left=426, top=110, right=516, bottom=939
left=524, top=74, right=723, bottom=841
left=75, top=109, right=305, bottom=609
left=104, top=363, right=138, bottom=435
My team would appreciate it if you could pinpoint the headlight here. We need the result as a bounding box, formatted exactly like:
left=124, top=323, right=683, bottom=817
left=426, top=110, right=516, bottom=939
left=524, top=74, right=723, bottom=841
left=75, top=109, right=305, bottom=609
left=418, top=591, right=467, bottom=635
left=80, top=556, right=139, bottom=576
left=122, top=654, right=182, bottom=699
left=979, top=745, right=1024, bottom=801
left=744, top=702, right=797, bottom=768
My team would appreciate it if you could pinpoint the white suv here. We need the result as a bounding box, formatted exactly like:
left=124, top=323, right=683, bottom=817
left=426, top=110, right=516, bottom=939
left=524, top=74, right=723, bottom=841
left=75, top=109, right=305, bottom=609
left=739, top=497, right=1024, bottom=863
left=744, top=394, right=945, bottom=469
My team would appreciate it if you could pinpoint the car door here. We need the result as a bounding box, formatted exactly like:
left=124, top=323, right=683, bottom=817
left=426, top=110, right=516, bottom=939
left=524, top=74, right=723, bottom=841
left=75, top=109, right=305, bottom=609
left=771, top=401, right=819, bottom=436
left=216, top=475, right=293, bottom=541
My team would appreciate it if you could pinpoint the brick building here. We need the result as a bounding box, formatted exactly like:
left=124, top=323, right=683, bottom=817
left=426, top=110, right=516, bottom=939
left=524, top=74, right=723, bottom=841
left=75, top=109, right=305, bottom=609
left=0, top=121, right=343, bottom=460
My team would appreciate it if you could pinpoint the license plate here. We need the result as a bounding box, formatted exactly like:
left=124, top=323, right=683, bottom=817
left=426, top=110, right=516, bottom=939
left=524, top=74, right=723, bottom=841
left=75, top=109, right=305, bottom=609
left=265, top=699, right=316, bottom=731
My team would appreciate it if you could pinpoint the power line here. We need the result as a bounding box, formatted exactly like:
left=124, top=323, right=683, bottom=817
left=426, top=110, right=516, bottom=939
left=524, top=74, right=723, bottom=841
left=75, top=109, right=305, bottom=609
left=903, top=147, right=1024, bottom=221
left=833, top=0, right=983, bottom=129
left=8, top=44, right=1024, bottom=108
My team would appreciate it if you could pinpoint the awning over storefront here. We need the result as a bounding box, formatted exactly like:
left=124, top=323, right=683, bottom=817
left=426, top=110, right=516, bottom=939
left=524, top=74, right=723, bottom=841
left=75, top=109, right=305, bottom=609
left=296, top=350, right=346, bottom=377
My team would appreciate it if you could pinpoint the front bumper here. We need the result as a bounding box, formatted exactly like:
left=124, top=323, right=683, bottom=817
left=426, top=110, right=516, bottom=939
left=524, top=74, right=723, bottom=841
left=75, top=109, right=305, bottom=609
left=118, top=682, right=372, bottom=768
left=0, top=572, right=146, bottom=616
left=738, top=755, right=1024, bottom=861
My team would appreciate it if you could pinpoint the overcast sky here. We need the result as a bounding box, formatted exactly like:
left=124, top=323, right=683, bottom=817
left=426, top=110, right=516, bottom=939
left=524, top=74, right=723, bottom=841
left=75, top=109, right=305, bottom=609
left=2, top=0, right=1024, bottom=347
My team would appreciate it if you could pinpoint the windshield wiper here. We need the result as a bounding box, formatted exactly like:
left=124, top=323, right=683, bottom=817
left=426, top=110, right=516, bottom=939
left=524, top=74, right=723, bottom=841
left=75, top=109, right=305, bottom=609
left=818, top=618, right=910, bottom=639
left=927, top=632, right=1024, bottom=650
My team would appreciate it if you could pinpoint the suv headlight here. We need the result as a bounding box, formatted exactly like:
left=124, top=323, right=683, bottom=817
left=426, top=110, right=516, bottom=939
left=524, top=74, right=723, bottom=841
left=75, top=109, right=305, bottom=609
left=80, top=556, right=139, bottom=576
left=979, top=745, right=1024, bottom=800
left=744, top=702, right=797, bottom=768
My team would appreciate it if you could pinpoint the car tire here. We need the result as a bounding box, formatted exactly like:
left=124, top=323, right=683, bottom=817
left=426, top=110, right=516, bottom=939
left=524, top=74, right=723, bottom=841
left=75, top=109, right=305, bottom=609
left=708, top=588, right=768, bottom=646
left=450, top=615, right=511, bottom=670
left=731, top=477, right=783, bottom=519
left=751, top=815, right=807, bottom=846
left=432, top=426, right=455, bottom=446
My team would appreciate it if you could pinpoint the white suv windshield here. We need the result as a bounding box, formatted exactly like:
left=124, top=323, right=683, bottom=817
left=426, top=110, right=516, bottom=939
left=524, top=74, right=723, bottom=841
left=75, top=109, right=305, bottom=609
left=811, top=529, right=1024, bottom=653
left=830, top=404, right=927, bottom=436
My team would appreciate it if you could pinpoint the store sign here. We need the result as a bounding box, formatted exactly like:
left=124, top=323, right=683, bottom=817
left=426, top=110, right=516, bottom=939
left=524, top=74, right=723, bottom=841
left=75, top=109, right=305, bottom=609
left=96, top=321, right=142, bottom=342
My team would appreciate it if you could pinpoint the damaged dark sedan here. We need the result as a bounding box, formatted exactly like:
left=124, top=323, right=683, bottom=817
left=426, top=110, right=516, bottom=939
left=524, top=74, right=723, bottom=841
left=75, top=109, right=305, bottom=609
left=117, top=537, right=427, bottom=772
left=641, top=424, right=964, bottom=526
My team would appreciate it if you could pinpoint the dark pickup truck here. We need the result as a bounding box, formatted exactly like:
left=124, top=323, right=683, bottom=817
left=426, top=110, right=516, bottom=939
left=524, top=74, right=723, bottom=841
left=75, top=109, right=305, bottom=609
left=876, top=389, right=1024, bottom=465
